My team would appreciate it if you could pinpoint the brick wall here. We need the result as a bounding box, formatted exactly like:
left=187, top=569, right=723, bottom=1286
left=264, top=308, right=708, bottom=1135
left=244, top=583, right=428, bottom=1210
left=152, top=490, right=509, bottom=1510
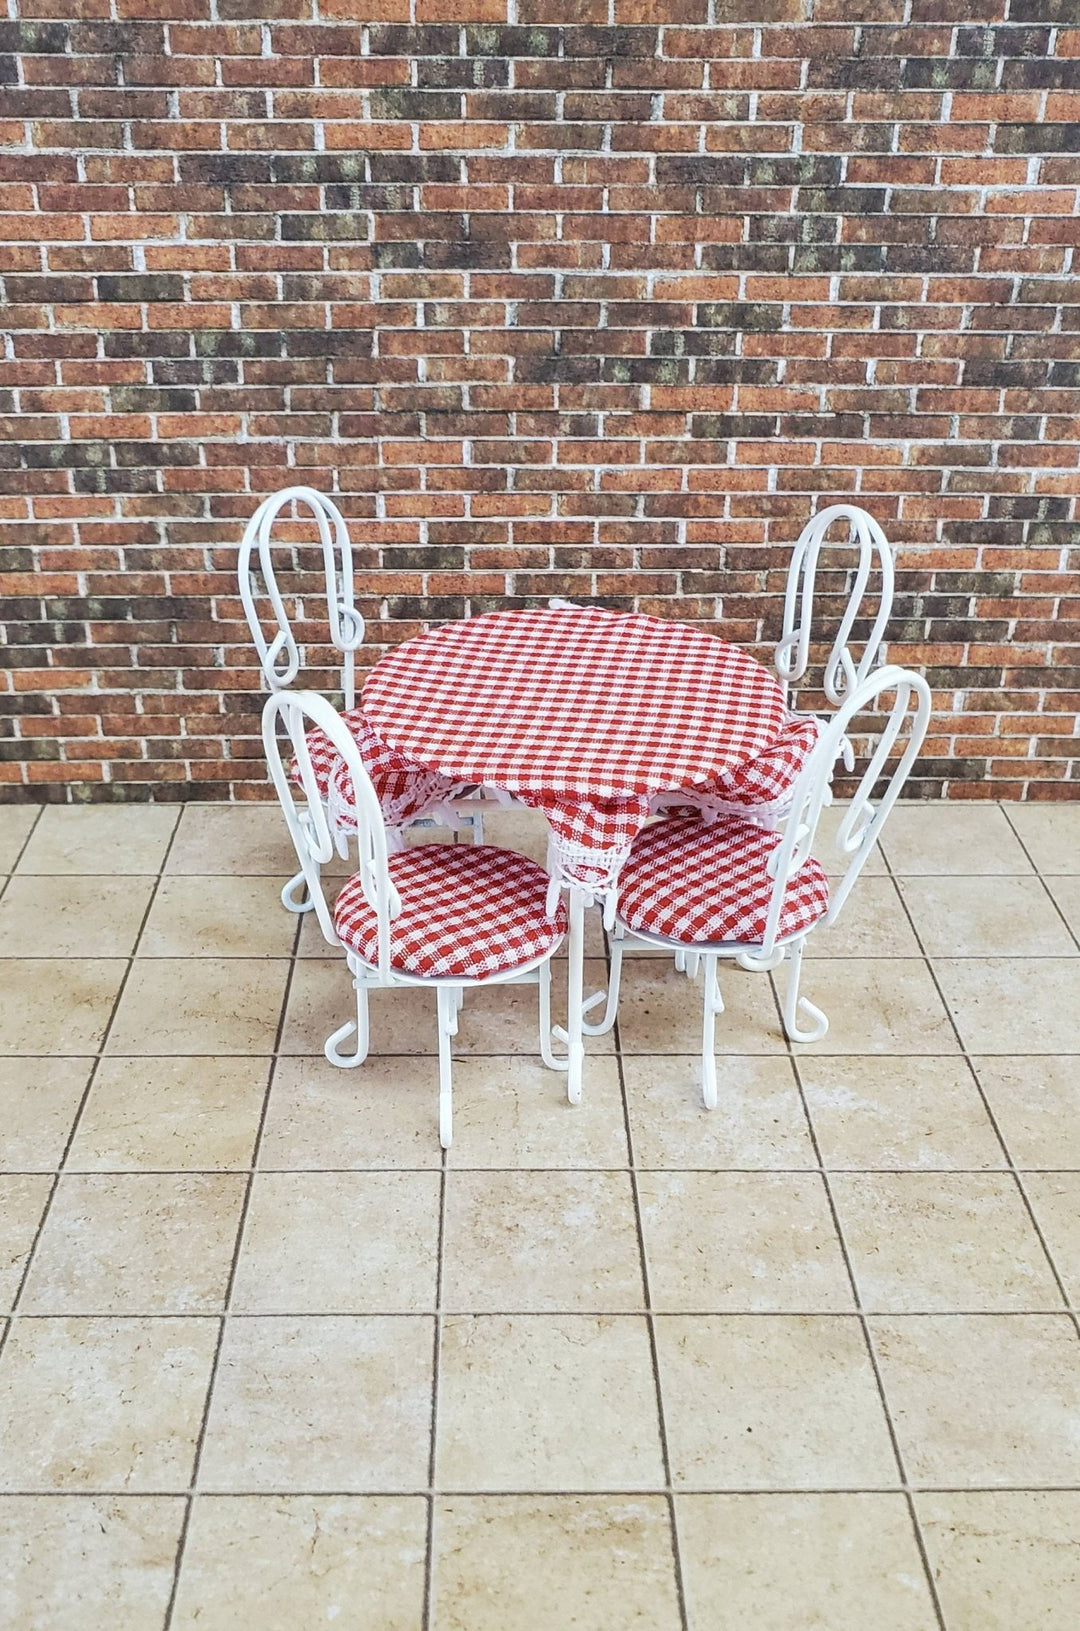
left=1, top=3, right=1078, bottom=803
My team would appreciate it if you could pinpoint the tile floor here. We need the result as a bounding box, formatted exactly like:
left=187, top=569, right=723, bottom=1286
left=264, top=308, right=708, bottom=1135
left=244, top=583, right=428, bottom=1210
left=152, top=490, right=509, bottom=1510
left=0, top=798, right=1079, bottom=1629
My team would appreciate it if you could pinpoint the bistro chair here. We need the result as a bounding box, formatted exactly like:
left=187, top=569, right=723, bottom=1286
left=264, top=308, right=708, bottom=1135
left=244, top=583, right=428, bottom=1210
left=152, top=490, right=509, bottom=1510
left=263, top=689, right=567, bottom=1148
left=678, top=504, right=896, bottom=827
left=238, top=486, right=479, bottom=912
left=588, top=665, right=930, bottom=1108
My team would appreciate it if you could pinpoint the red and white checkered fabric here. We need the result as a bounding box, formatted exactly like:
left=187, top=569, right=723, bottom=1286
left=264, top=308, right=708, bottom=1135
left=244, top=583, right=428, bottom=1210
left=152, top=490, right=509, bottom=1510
left=616, top=814, right=830, bottom=946
left=290, top=706, right=455, bottom=830
left=364, top=607, right=787, bottom=799
left=332, top=843, right=567, bottom=980
left=519, top=789, right=653, bottom=890
left=706, top=712, right=821, bottom=806
left=361, top=607, right=789, bottom=888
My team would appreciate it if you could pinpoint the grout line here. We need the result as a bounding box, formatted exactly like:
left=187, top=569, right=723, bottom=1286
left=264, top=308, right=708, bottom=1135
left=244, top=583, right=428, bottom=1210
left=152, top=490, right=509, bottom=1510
left=161, top=861, right=305, bottom=1631
left=0, top=807, right=43, bottom=905
left=4, top=1483, right=1080, bottom=1499
left=422, top=1124, right=449, bottom=1631
left=612, top=973, right=691, bottom=1631
left=765, top=966, right=950, bottom=1631
left=0, top=816, right=184, bottom=1369
left=880, top=842, right=1080, bottom=1350
left=999, top=806, right=1080, bottom=957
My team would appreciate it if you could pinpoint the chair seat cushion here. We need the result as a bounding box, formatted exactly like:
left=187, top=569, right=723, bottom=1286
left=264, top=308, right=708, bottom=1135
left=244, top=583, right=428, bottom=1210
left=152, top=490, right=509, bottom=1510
left=706, top=712, right=820, bottom=807
left=333, top=843, right=567, bottom=980
left=291, top=706, right=452, bottom=827
left=617, top=815, right=830, bottom=946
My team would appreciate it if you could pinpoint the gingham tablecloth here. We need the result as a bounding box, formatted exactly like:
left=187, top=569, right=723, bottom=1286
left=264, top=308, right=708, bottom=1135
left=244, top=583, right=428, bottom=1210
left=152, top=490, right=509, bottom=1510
left=360, top=606, right=791, bottom=891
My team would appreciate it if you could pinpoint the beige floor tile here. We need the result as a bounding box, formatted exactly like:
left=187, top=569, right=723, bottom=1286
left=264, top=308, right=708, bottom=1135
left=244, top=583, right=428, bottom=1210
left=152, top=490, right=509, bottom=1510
left=16, top=805, right=179, bottom=877
left=198, top=1316, right=433, bottom=1493
left=800, top=1058, right=1004, bottom=1170
left=166, top=805, right=299, bottom=877
left=280, top=956, right=606, bottom=1059
left=474, top=807, right=550, bottom=866
left=918, top=1490, right=1080, bottom=1631
left=616, top=957, right=788, bottom=1055
left=639, top=1172, right=852, bottom=1313
left=139, top=876, right=296, bottom=958
left=20, top=1174, right=245, bottom=1315
left=975, top=1057, right=1080, bottom=1168
left=448, top=1055, right=630, bottom=1169
left=812, top=802, right=887, bottom=878
left=437, top=1315, right=663, bottom=1491
left=0, top=1175, right=51, bottom=1310
left=259, top=1056, right=442, bottom=1170
left=433, top=1496, right=681, bottom=1631
left=678, top=1493, right=936, bottom=1631
left=442, top=1171, right=643, bottom=1313
left=937, top=958, right=1080, bottom=1054
left=231, top=1171, right=440, bottom=1313
left=0, top=1057, right=91, bottom=1171
left=873, top=1314, right=1080, bottom=1486
left=0, top=876, right=155, bottom=959
left=0, top=1316, right=216, bottom=1491
left=1024, top=1174, right=1080, bottom=1304
left=0, top=1495, right=184, bottom=1631
left=68, top=1057, right=268, bottom=1171
left=171, top=1496, right=427, bottom=1631
left=1004, top=803, right=1080, bottom=875
left=0, top=808, right=38, bottom=871
left=880, top=805, right=1033, bottom=876
left=624, top=1055, right=816, bottom=1169
left=782, top=959, right=958, bottom=1055
left=0, top=960, right=126, bottom=1055
left=655, top=1315, right=897, bottom=1489
left=107, top=958, right=290, bottom=1055
left=833, top=1174, right=1060, bottom=1313
left=899, top=875, right=1076, bottom=958
left=1041, top=874, right=1080, bottom=942
left=805, top=876, right=922, bottom=959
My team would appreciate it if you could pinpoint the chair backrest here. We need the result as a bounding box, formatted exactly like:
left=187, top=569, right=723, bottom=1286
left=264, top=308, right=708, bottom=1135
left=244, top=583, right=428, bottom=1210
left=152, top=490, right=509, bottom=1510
left=262, top=689, right=400, bottom=977
left=759, top=665, right=931, bottom=952
left=239, top=487, right=365, bottom=709
left=777, top=504, right=895, bottom=707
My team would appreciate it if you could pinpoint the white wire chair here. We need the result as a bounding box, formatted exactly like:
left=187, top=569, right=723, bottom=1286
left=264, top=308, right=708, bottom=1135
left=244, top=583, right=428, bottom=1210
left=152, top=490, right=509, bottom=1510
left=653, top=505, right=896, bottom=833
left=776, top=502, right=896, bottom=709
left=587, top=666, right=931, bottom=1108
left=264, top=690, right=567, bottom=1148
left=238, top=487, right=482, bottom=913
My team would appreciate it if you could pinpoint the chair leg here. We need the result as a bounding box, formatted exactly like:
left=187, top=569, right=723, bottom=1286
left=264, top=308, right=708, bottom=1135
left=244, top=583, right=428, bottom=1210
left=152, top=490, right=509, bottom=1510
left=780, top=940, right=829, bottom=1044
left=581, top=921, right=624, bottom=1037
left=324, top=977, right=371, bottom=1067
left=700, top=952, right=723, bottom=1109
left=281, top=870, right=314, bottom=914
left=437, top=985, right=457, bottom=1148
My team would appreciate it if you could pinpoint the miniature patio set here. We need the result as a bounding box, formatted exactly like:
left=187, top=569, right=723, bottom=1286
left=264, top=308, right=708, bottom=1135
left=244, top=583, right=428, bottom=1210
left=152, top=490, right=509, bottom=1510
left=242, top=490, right=928, bottom=1147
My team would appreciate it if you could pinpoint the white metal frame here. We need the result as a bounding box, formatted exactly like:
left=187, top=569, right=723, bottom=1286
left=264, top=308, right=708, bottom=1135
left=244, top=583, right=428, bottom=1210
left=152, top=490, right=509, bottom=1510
left=586, top=666, right=932, bottom=1107
left=263, top=689, right=564, bottom=1148
left=776, top=503, right=896, bottom=707
left=239, top=487, right=485, bottom=915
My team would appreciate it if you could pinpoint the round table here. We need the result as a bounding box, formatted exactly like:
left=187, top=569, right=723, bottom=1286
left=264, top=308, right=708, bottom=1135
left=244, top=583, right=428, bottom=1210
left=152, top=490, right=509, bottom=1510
left=362, top=606, right=788, bottom=1102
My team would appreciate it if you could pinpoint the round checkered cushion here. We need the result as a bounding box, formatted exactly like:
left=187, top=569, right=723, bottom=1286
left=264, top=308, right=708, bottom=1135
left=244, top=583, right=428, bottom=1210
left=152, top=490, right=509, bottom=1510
left=617, top=815, right=830, bottom=946
left=333, top=844, right=568, bottom=980
left=290, top=706, right=453, bottom=828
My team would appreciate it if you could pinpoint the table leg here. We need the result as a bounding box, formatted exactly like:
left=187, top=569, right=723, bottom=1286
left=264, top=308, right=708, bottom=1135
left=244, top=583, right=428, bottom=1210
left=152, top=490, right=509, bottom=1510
left=565, top=884, right=586, bottom=1105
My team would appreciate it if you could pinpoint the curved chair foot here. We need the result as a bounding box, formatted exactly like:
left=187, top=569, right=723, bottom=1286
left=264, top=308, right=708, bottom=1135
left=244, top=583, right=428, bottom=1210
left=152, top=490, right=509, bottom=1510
left=324, top=1020, right=369, bottom=1068
left=780, top=942, right=829, bottom=1043
left=784, top=999, right=830, bottom=1045
left=281, top=871, right=314, bottom=913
